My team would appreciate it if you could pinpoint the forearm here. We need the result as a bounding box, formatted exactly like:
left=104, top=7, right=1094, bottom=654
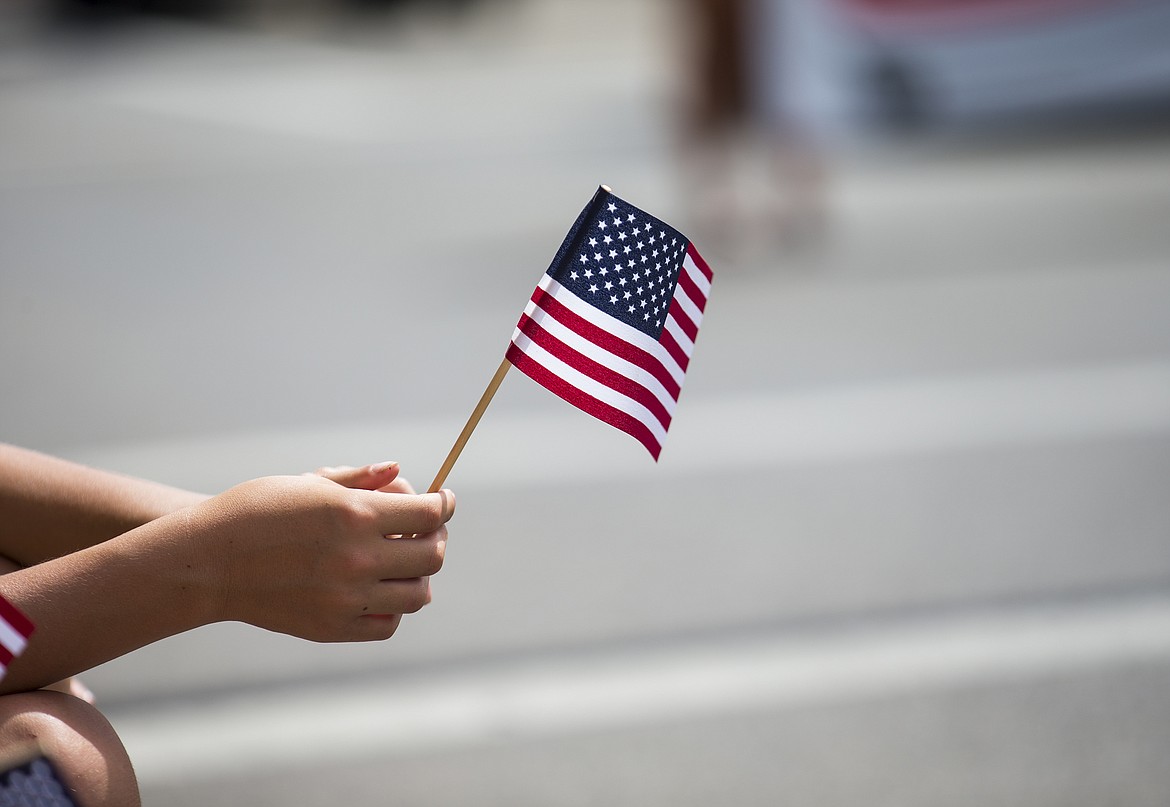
left=0, top=467, right=454, bottom=692
left=0, top=444, right=208, bottom=565
left=0, top=509, right=215, bottom=693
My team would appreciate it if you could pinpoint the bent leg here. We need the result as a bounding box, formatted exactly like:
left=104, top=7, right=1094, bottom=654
left=0, top=690, right=139, bottom=807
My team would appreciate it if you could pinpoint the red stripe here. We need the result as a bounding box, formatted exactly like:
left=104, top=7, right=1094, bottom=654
left=659, top=319, right=691, bottom=372
left=686, top=243, right=713, bottom=282
left=506, top=345, right=662, bottom=459
left=0, top=596, right=33, bottom=639
left=0, top=643, right=12, bottom=669
left=530, top=287, right=681, bottom=400
left=677, top=265, right=708, bottom=315
left=516, top=315, right=673, bottom=430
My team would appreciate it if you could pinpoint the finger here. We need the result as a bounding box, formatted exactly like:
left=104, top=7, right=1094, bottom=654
left=348, top=613, right=404, bottom=642
left=368, top=577, right=431, bottom=615
left=315, top=462, right=401, bottom=491
left=377, top=475, right=415, bottom=495
left=371, top=526, right=447, bottom=580
left=364, top=489, right=456, bottom=536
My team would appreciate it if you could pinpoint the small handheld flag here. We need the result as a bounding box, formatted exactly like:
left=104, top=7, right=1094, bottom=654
left=505, top=186, right=712, bottom=460
left=428, top=186, right=712, bottom=491
left=0, top=595, right=34, bottom=682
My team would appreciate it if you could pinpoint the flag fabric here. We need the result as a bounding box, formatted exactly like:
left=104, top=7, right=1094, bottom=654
left=0, top=595, right=33, bottom=682
left=506, top=186, right=713, bottom=460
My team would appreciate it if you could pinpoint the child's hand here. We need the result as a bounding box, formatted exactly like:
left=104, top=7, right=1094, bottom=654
left=189, top=468, right=454, bottom=643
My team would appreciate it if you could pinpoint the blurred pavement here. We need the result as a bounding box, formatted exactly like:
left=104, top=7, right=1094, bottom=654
left=1, top=1, right=1169, bottom=805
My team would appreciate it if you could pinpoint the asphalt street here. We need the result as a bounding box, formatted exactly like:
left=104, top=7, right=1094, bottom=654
left=1, top=1, right=1169, bottom=805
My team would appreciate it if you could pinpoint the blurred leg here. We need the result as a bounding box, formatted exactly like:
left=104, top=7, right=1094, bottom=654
left=677, top=0, right=752, bottom=247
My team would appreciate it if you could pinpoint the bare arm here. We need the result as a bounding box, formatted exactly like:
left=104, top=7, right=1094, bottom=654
left=0, top=463, right=454, bottom=693
left=0, top=507, right=213, bottom=692
left=0, top=444, right=208, bottom=566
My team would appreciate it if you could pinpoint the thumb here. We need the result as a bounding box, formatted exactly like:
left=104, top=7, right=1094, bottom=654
left=311, top=462, right=400, bottom=491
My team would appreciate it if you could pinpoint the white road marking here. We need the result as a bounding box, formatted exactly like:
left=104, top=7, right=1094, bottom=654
left=115, top=593, right=1170, bottom=785
left=71, top=360, right=1170, bottom=493
left=79, top=359, right=1170, bottom=785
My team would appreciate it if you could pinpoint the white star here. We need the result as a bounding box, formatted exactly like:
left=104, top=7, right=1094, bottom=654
left=579, top=254, right=588, bottom=264
left=613, top=217, right=622, bottom=226
left=619, top=277, right=627, bottom=286
left=636, top=241, right=645, bottom=250
left=633, top=226, right=641, bottom=235
left=607, top=202, right=617, bottom=213
left=584, top=268, right=594, bottom=279
left=594, top=252, right=602, bottom=262
left=660, top=231, right=666, bottom=239
left=589, top=284, right=599, bottom=293
left=588, top=237, right=597, bottom=247
left=610, top=295, right=618, bottom=304
left=623, top=245, right=632, bottom=254
left=641, top=255, right=648, bottom=263
left=649, top=235, right=656, bottom=244
left=569, top=270, right=579, bottom=280
left=633, top=272, right=641, bottom=281
left=627, top=260, right=635, bottom=269
left=629, top=305, right=636, bottom=314
left=598, top=267, right=608, bottom=276
left=609, top=250, right=618, bottom=259
left=623, top=290, right=632, bottom=300
left=618, top=231, right=627, bottom=241
left=644, top=312, right=650, bottom=321
left=636, top=286, right=644, bottom=296
left=604, top=281, right=614, bottom=291
left=652, top=249, right=659, bottom=258
left=603, top=234, right=612, bottom=245
left=627, top=214, right=636, bottom=223
left=598, top=220, right=607, bottom=230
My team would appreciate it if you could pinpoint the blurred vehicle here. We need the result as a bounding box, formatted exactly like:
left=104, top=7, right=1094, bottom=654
left=761, top=0, right=1170, bottom=137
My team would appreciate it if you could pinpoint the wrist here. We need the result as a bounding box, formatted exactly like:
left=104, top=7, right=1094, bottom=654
left=136, top=484, right=211, bottom=525
left=171, top=505, right=228, bottom=628
left=111, top=505, right=225, bottom=632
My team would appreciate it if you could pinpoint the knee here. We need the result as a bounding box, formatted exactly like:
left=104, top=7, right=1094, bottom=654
left=0, top=690, right=140, bottom=807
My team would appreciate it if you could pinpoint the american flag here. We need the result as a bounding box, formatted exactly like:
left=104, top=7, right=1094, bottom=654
left=0, top=595, right=33, bottom=682
left=505, top=187, right=712, bottom=459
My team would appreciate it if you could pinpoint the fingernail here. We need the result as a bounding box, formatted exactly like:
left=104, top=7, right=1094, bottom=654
left=437, top=489, right=455, bottom=522
left=368, top=461, right=399, bottom=475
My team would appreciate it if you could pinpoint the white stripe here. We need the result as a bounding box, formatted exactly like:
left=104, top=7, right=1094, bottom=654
left=0, top=619, right=28, bottom=658
left=682, top=251, right=711, bottom=298
left=537, top=275, right=686, bottom=387
left=662, top=316, right=694, bottom=360
left=671, top=282, right=704, bottom=332
left=510, top=330, right=668, bottom=446
left=117, top=594, right=1170, bottom=785
left=523, top=298, right=679, bottom=414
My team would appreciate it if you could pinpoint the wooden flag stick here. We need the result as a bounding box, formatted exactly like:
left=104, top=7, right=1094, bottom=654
left=428, top=358, right=512, bottom=493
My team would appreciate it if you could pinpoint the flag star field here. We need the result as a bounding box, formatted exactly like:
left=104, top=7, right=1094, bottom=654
left=560, top=195, right=687, bottom=339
